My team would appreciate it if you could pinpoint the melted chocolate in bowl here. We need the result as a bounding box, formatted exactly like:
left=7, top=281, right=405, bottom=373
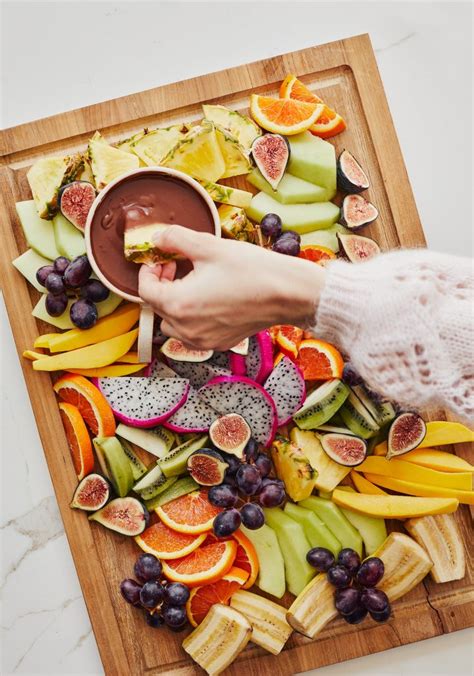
left=90, top=172, right=217, bottom=297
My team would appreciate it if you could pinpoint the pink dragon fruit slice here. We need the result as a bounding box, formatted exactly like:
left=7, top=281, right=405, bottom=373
left=245, top=331, right=274, bottom=383
left=144, top=359, right=177, bottom=378
left=199, top=375, right=278, bottom=447
left=209, top=351, right=231, bottom=369
left=229, top=353, right=246, bottom=376
left=163, top=387, right=219, bottom=433
left=94, top=377, right=189, bottom=428
left=165, top=359, right=230, bottom=389
left=263, top=356, right=306, bottom=426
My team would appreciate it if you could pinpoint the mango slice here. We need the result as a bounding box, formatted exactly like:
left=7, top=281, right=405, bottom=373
left=117, top=352, right=140, bottom=364
left=67, top=363, right=146, bottom=377
left=23, top=350, right=47, bottom=361
left=419, top=421, right=474, bottom=447
left=33, top=333, right=58, bottom=349
left=33, top=329, right=138, bottom=371
left=332, top=489, right=458, bottom=518
left=401, top=449, right=474, bottom=474
left=355, top=456, right=472, bottom=491
left=364, top=473, right=474, bottom=505
left=350, top=470, right=388, bottom=495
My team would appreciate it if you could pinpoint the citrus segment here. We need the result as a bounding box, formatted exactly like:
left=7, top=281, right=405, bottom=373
left=275, top=325, right=304, bottom=360
left=310, top=109, right=346, bottom=139
left=280, top=75, right=346, bottom=138
left=232, top=530, right=259, bottom=589
left=279, top=74, right=323, bottom=104
left=296, top=339, right=344, bottom=380
left=250, top=95, right=323, bottom=135
left=298, top=245, right=336, bottom=265
left=135, top=520, right=206, bottom=560
left=161, top=540, right=237, bottom=587
left=54, top=374, right=116, bottom=437
left=58, top=402, right=94, bottom=480
left=156, top=489, right=222, bottom=534
left=186, top=566, right=249, bottom=626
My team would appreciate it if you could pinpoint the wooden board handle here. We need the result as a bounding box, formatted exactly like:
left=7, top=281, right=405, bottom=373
left=137, top=303, right=154, bottom=363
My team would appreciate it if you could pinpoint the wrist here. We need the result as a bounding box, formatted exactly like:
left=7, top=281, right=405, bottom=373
left=270, top=256, right=326, bottom=328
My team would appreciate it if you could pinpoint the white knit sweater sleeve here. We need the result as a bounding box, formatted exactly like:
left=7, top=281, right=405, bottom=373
left=311, top=249, right=474, bottom=421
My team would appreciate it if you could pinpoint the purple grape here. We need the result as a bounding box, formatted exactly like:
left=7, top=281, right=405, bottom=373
left=139, top=581, right=165, bottom=609
left=343, top=604, right=368, bottom=624
left=45, top=292, right=68, bottom=317
left=260, top=213, right=282, bottom=239
left=208, top=484, right=239, bottom=509
left=164, top=583, right=190, bottom=606
left=63, top=255, right=92, bottom=288
left=120, top=579, right=142, bottom=606
left=360, top=588, right=389, bottom=613
left=221, top=453, right=241, bottom=477
left=306, top=547, right=335, bottom=572
left=254, top=454, right=272, bottom=478
left=134, top=553, right=162, bottom=582
left=327, top=565, right=352, bottom=588
left=53, top=256, right=70, bottom=275
left=162, top=605, right=187, bottom=628
left=244, top=438, right=259, bottom=463
left=272, top=234, right=300, bottom=256
left=240, top=503, right=265, bottom=530
left=45, top=272, right=65, bottom=295
left=356, top=557, right=384, bottom=587
left=282, top=230, right=301, bottom=243
left=335, top=587, right=361, bottom=616
left=81, top=278, right=110, bottom=302
left=145, top=611, right=164, bottom=628
left=236, top=464, right=262, bottom=496
left=70, top=298, right=98, bottom=328
left=213, top=508, right=241, bottom=537
left=342, top=362, right=364, bottom=387
left=337, top=548, right=361, bottom=575
left=370, top=605, right=391, bottom=623
left=36, top=264, right=55, bottom=287
left=259, top=483, right=285, bottom=507
left=261, top=477, right=284, bottom=489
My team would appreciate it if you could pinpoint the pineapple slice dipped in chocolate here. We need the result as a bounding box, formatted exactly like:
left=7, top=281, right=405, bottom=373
left=123, top=208, right=183, bottom=265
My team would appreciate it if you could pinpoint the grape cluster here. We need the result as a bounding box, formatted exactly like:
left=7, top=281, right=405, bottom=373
left=260, top=213, right=301, bottom=257
left=36, top=254, right=109, bottom=329
left=306, top=547, right=391, bottom=624
left=120, top=553, right=190, bottom=631
left=208, top=438, right=286, bottom=536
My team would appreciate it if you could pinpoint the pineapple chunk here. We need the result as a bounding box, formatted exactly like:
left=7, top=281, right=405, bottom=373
left=131, top=125, right=188, bottom=166
left=27, top=155, right=83, bottom=218
left=202, top=104, right=261, bottom=149
left=218, top=205, right=255, bottom=241
left=88, top=132, right=139, bottom=190
left=271, top=438, right=315, bottom=501
left=215, top=128, right=251, bottom=178
left=161, top=122, right=225, bottom=182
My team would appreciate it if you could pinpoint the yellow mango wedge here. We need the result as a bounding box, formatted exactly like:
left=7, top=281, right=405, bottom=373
left=373, top=441, right=388, bottom=456
left=33, top=333, right=58, bottom=349
left=364, top=473, right=474, bottom=505
left=350, top=470, right=388, bottom=495
left=332, top=488, right=458, bottom=519
left=67, top=363, right=147, bottom=377
left=33, top=329, right=138, bottom=371
left=419, top=421, right=474, bottom=447
left=355, top=456, right=472, bottom=491
left=48, top=304, right=139, bottom=353
left=23, top=350, right=47, bottom=361
left=117, top=351, right=140, bottom=364
left=401, top=449, right=474, bottom=474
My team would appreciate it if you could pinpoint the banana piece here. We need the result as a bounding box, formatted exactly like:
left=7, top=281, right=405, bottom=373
left=182, top=603, right=251, bottom=675
left=405, top=514, right=466, bottom=583
left=287, top=532, right=432, bottom=638
left=230, top=590, right=292, bottom=655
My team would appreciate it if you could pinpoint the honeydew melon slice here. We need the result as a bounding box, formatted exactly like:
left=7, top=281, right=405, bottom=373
left=32, top=293, right=122, bottom=329
left=300, top=225, right=351, bottom=253
left=246, top=192, right=339, bottom=234
left=247, top=168, right=328, bottom=204
left=53, top=213, right=86, bottom=258
left=16, top=200, right=61, bottom=260
left=288, top=132, right=337, bottom=199
left=12, top=248, right=50, bottom=292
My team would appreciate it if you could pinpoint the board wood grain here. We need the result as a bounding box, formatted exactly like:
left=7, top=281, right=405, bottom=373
left=0, top=35, right=472, bottom=676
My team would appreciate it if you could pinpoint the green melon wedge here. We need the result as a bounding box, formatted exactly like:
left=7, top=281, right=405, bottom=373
left=247, top=192, right=339, bottom=234
left=53, top=213, right=86, bottom=258
left=284, top=502, right=341, bottom=556
left=287, top=132, right=337, bottom=198
left=16, top=201, right=61, bottom=260
left=240, top=524, right=286, bottom=598
left=247, top=168, right=328, bottom=203
left=12, top=248, right=50, bottom=292
left=32, top=293, right=122, bottom=329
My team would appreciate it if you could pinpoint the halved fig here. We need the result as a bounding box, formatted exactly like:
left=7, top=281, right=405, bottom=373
left=337, top=150, right=370, bottom=193
left=320, top=433, right=367, bottom=466
left=337, top=233, right=380, bottom=263
left=161, top=337, right=213, bottom=363
left=58, top=181, right=96, bottom=232
left=230, top=338, right=249, bottom=356
left=251, top=134, right=289, bottom=190
left=89, top=497, right=149, bottom=535
left=340, top=194, right=378, bottom=230
left=387, top=412, right=426, bottom=459
left=70, top=473, right=110, bottom=511
left=209, top=413, right=251, bottom=458
left=187, top=449, right=229, bottom=486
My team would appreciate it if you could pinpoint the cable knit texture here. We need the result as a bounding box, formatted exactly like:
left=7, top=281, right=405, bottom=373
left=311, top=249, right=474, bottom=422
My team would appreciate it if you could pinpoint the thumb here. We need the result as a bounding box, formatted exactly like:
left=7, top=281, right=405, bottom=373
left=152, top=224, right=215, bottom=262
left=138, top=264, right=176, bottom=314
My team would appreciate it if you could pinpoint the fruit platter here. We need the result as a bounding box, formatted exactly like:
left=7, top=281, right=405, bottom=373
left=1, top=36, right=472, bottom=676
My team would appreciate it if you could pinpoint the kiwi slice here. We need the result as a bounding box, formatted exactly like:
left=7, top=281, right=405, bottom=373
left=144, top=478, right=178, bottom=511
left=93, top=437, right=134, bottom=497
left=339, top=392, right=380, bottom=439
left=293, top=380, right=350, bottom=430
left=158, top=436, right=209, bottom=477
left=352, top=385, right=396, bottom=427
left=150, top=476, right=200, bottom=509
left=120, top=439, right=149, bottom=480
left=133, top=465, right=166, bottom=500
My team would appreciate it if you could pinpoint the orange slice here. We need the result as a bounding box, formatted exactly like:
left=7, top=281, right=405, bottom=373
left=186, top=566, right=249, bottom=626
left=250, top=94, right=323, bottom=135
left=54, top=374, right=116, bottom=437
left=299, top=245, right=336, bottom=266
left=135, top=520, right=207, bottom=560
left=279, top=74, right=324, bottom=103
left=58, top=402, right=94, bottom=480
left=155, top=489, right=222, bottom=534
left=280, top=75, right=346, bottom=138
left=232, top=530, right=259, bottom=589
left=273, top=352, right=285, bottom=367
left=276, top=325, right=304, bottom=360
left=161, top=540, right=237, bottom=587
left=296, top=339, right=344, bottom=380
left=310, top=108, right=346, bottom=139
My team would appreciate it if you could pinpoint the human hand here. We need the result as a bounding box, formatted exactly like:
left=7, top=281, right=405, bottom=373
left=138, top=225, right=326, bottom=350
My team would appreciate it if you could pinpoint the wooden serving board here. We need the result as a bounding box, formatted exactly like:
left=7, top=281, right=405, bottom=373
left=0, top=34, right=472, bottom=676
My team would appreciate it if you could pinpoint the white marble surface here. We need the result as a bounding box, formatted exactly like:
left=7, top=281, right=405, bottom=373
left=1, top=2, right=473, bottom=674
